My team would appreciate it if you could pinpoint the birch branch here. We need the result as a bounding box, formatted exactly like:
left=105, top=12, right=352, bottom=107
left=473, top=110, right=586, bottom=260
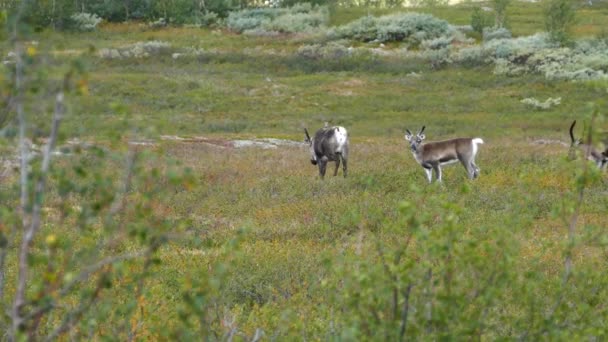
left=12, top=92, right=64, bottom=335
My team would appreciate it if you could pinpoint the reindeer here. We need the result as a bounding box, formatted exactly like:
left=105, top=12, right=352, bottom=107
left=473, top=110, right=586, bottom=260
left=405, top=126, right=484, bottom=183
left=569, top=120, right=608, bottom=169
left=304, top=125, right=349, bottom=179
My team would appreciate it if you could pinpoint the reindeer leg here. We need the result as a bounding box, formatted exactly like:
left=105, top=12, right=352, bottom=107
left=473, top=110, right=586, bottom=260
left=334, top=158, right=340, bottom=176
left=318, top=157, right=328, bottom=179
left=465, top=162, right=477, bottom=179
left=472, top=161, right=480, bottom=176
left=461, top=155, right=479, bottom=179
left=432, top=164, right=442, bottom=183
left=342, top=156, right=348, bottom=178
left=437, top=166, right=443, bottom=182
left=424, top=167, right=432, bottom=183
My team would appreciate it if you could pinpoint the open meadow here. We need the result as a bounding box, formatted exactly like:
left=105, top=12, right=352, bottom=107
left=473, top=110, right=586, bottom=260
left=2, top=0, right=608, bottom=339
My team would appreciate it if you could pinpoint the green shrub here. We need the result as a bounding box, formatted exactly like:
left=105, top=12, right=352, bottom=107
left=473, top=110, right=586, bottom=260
left=470, top=7, right=494, bottom=35
left=70, top=12, right=103, bottom=31
left=491, top=38, right=608, bottom=80
left=420, top=35, right=454, bottom=50
left=493, top=0, right=511, bottom=28
left=333, top=15, right=378, bottom=42
left=98, top=41, right=172, bottom=59
left=88, top=0, right=151, bottom=22
left=261, top=9, right=328, bottom=33
left=198, top=12, right=220, bottom=27
left=296, top=42, right=351, bottom=59
left=376, top=13, right=450, bottom=43
left=483, top=27, right=512, bottom=41
left=226, top=4, right=328, bottom=34
left=545, top=0, right=576, bottom=46
left=335, top=12, right=450, bottom=44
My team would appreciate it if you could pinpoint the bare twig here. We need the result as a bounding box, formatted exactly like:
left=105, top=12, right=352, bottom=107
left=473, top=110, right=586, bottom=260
left=109, top=146, right=137, bottom=217
left=399, top=283, right=413, bottom=341
left=541, top=115, right=596, bottom=337
left=20, top=249, right=149, bottom=322
left=250, top=328, right=264, bottom=342
left=0, top=95, right=15, bottom=129
left=0, top=219, right=17, bottom=300
left=12, top=92, right=64, bottom=335
left=10, top=38, right=29, bottom=337
left=43, top=275, right=105, bottom=342
left=424, top=268, right=433, bottom=333
left=128, top=239, right=163, bottom=341
left=59, top=250, right=147, bottom=297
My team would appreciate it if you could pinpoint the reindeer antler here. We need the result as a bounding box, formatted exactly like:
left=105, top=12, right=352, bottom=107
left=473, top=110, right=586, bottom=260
left=419, top=126, right=426, bottom=134
left=304, top=128, right=311, bottom=142
left=569, top=120, right=576, bottom=144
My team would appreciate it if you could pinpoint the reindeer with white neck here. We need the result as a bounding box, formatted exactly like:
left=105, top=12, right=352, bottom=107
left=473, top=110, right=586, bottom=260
left=405, top=126, right=484, bottom=183
left=304, top=124, right=349, bottom=179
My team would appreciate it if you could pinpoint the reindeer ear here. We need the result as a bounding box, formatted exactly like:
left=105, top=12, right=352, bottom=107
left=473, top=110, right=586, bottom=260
left=418, top=133, right=426, bottom=140
left=405, top=130, right=412, bottom=141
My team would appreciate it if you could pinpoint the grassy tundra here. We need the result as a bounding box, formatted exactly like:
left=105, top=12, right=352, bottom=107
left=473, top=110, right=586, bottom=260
left=2, top=1, right=608, bottom=339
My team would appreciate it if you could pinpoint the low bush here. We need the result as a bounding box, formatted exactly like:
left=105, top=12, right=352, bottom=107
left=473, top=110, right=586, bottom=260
left=70, top=12, right=103, bottom=31
left=98, top=41, right=172, bottom=59
left=148, top=17, right=167, bottom=28
left=296, top=42, right=352, bottom=59
left=545, top=0, right=575, bottom=46
left=198, top=12, right=220, bottom=27
left=451, top=33, right=551, bottom=67
left=420, top=36, right=454, bottom=50
left=471, top=7, right=494, bottom=34
left=261, top=9, right=328, bottom=33
left=226, top=3, right=328, bottom=34
left=483, top=26, right=511, bottom=41
left=335, top=12, right=451, bottom=44
left=520, top=97, right=561, bottom=109
left=493, top=39, right=608, bottom=80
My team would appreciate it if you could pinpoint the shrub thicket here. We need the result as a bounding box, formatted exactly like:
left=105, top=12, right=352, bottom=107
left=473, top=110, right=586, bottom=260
left=470, top=7, right=494, bottom=35
left=493, top=0, right=510, bottom=28
left=70, top=12, right=103, bottom=31
left=334, top=12, right=451, bottom=44
left=98, top=41, right=172, bottom=59
left=545, top=0, right=576, bottom=46
left=7, top=0, right=232, bottom=28
left=482, top=26, right=511, bottom=41
left=226, top=4, right=328, bottom=34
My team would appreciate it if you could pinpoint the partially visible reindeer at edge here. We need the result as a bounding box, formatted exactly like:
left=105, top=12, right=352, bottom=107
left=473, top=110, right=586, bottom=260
left=569, top=120, right=608, bottom=169
left=405, top=126, right=484, bottom=183
left=304, top=125, right=349, bottom=179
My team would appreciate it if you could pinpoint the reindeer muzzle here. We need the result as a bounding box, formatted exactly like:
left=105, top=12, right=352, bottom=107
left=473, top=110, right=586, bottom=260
left=310, top=159, right=318, bottom=165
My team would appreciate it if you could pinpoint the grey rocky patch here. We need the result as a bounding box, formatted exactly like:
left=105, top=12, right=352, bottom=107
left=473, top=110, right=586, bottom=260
left=128, top=140, right=157, bottom=147
left=160, top=135, right=305, bottom=149
left=532, top=139, right=569, bottom=147
left=233, top=138, right=306, bottom=149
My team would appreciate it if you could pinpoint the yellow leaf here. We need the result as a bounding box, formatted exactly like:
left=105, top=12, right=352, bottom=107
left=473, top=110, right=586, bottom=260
left=78, top=79, right=89, bottom=96
left=26, top=46, right=37, bottom=57
left=45, top=234, right=57, bottom=247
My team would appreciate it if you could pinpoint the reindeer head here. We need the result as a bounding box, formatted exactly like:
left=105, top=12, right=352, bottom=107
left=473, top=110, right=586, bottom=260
left=404, top=126, right=426, bottom=152
left=304, top=128, right=317, bottom=165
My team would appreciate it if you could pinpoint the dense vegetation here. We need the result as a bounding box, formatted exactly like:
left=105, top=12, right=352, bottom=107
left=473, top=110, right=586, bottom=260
left=1, top=0, right=608, bottom=339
